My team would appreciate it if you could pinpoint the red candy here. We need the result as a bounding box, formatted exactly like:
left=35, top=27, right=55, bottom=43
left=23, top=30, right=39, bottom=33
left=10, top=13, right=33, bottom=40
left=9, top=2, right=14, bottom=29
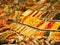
left=0, top=19, right=7, bottom=26
left=45, top=21, right=55, bottom=29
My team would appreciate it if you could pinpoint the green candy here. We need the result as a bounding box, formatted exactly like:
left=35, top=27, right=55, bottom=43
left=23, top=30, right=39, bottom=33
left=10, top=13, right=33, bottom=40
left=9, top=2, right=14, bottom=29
left=4, top=5, right=12, bottom=13
left=4, top=7, right=9, bottom=13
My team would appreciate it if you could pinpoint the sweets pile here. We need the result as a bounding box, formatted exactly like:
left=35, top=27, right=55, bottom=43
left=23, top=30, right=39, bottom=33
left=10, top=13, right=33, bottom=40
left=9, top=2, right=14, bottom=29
left=21, top=10, right=60, bottom=30
left=0, top=0, right=60, bottom=45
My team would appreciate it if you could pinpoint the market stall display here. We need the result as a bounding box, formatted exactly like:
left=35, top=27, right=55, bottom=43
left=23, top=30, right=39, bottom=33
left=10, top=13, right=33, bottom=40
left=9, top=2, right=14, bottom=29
left=0, top=0, right=60, bottom=45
